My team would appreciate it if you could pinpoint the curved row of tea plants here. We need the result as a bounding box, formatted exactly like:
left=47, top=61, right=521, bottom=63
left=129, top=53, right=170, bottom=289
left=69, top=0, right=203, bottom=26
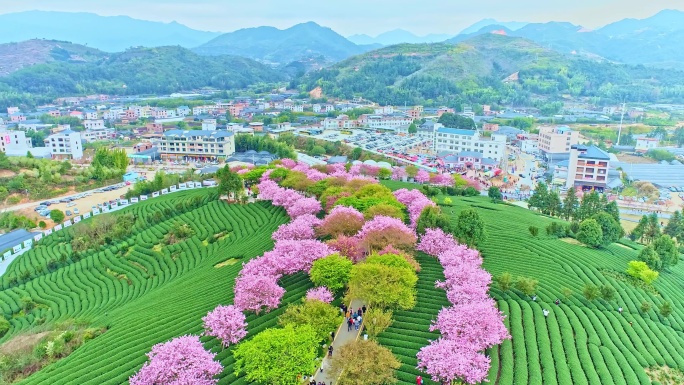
left=381, top=181, right=684, bottom=385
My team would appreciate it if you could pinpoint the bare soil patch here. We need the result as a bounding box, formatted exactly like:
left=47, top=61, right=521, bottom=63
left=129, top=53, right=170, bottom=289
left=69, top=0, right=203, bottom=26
left=0, top=331, right=50, bottom=355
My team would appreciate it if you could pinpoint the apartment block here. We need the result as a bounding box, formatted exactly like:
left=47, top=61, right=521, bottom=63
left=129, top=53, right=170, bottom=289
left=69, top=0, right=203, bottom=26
left=566, top=145, right=610, bottom=192
left=537, top=126, right=579, bottom=161
left=0, top=130, right=33, bottom=156
left=433, top=127, right=507, bottom=161
left=44, top=129, right=83, bottom=160
left=158, top=130, right=235, bottom=160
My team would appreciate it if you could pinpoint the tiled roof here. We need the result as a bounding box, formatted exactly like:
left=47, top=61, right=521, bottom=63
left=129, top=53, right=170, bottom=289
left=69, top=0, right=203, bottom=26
left=436, top=127, right=477, bottom=136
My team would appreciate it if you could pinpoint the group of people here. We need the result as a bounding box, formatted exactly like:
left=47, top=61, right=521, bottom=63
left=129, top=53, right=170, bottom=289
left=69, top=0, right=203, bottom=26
left=308, top=380, right=329, bottom=385
left=341, top=304, right=366, bottom=332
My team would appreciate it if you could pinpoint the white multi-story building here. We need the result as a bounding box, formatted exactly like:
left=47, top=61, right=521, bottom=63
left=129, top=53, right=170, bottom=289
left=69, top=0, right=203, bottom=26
left=84, top=119, right=105, bottom=130
left=537, top=125, right=579, bottom=161
left=82, top=127, right=114, bottom=143
left=0, top=129, right=33, bottom=156
left=83, top=110, right=98, bottom=120
left=44, top=129, right=83, bottom=160
left=360, top=115, right=414, bottom=130
left=433, top=127, right=507, bottom=161
left=202, top=119, right=217, bottom=130
left=177, top=106, right=191, bottom=116
left=566, top=144, right=611, bottom=192
left=520, top=140, right=539, bottom=154
left=635, top=137, right=659, bottom=153
left=158, top=130, right=235, bottom=160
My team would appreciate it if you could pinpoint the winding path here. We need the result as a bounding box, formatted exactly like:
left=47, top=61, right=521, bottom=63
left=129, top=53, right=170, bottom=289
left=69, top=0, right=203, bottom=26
left=310, top=299, right=365, bottom=384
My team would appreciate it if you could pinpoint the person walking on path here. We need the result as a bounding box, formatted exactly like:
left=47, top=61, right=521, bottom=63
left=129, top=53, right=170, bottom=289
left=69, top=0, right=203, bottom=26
left=362, top=305, right=367, bottom=314
left=328, top=345, right=334, bottom=357
left=347, top=317, right=353, bottom=332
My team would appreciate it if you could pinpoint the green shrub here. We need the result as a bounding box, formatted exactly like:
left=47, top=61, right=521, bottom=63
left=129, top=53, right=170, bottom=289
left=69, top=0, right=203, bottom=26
left=640, top=301, right=652, bottom=313
left=514, top=276, right=538, bottom=296
left=583, top=283, right=600, bottom=301
left=529, top=226, right=539, bottom=237
left=496, top=272, right=514, bottom=291
left=0, top=316, right=9, bottom=337
left=600, top=285, right=616, bottom=302
left=660, top=301, right=672, bottom=317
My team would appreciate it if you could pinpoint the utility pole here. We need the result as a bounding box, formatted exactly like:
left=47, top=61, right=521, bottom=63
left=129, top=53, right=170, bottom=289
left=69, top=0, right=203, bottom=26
left=616, top=102, right=626, bottom=146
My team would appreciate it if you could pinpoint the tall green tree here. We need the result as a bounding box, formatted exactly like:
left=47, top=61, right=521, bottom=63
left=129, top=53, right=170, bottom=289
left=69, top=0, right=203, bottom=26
left=663, top=210, right=683, bottom=241
left=638, top=246, right=662, bottom=271
left=437, top=113, right=476, bottom=129
left=578, top=190, right=602, bottom=220
left=408, top=122, right=418, bottom=134
left=562, top=187, right=579, bottom=220
left=233, top=325, right=319, bottom=385
left=644, top=213, right=661, bottom=244
left=346, top=261, right=418, bottom=310
left=652, top=234, right=679, bottom=270
left=547, top=191, right=562, bottom=217
left=453, top=208, right=486, bottom=247
left=577, top=219, right=603, bottom=248
left=217, top=165, right=244, bottom=200
left=416, top=206, right=451, bottom=235
left=330, top=340, right=400, bottom=385
left=488, top=186, right=502, bottom=202
left=631, top=215, right=649, bottom=243
left=278, top=300, right=343, bottom=342
left=591, top=212, right=624, bottom=246
left=528, top=182, right=549, bottom=213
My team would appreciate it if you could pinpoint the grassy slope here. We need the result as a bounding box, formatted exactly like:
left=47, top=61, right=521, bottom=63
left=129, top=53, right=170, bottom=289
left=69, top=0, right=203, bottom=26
left=381, top=180, right=684, bottom=385
left=0, top=190, right=311, bottom=384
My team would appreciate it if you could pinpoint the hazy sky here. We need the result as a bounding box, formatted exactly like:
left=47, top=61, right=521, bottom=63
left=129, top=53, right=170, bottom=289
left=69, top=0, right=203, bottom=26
left=1, top=0, right=683, bottom=36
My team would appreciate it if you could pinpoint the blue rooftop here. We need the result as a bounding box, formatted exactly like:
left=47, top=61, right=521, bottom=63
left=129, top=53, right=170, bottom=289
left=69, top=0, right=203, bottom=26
left=163, top=130, right=234, bottom=139
left=437, top=127, right=477, bottom=136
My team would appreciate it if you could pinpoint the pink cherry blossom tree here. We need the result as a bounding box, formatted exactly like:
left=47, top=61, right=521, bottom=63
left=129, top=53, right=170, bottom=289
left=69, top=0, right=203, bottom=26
left=280, top=158, right=297, bottom=169
left=317, top=205, right=365, bottom=237
left=305, top=287, right=334, bottom=303
left=393, top=188, right=435, bottom=227
left=129, top=335, right=223, bottom=385
left=417, top=228, right=458, bottom=256
left=286, top=196, right=322, bottom=218
left=391, top=167, right=407, bottom=181
left=430, top=301, right=510, bottom=351
left=202, top=305, right=248, bottom=348
left=262, top=239, right=333, bottom=275
left=272, top=214, right=321, bottom=241
left=233, top=274, right=285, bottom=313
left=416, top=338, right=491, bottom=385
left=327, top=235, right=365, bottom=263
left=430, top=173, right=454, bottom=186
left=357, top=215, right=417, bottom=252
left=415, top=169, right=430, bottom=183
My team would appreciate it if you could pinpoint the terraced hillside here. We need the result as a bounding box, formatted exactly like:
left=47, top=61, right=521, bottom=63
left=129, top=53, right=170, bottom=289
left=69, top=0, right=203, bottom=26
left=0, top=189, right=305, bottom=384
left=381, top=180, right=684, bottom=385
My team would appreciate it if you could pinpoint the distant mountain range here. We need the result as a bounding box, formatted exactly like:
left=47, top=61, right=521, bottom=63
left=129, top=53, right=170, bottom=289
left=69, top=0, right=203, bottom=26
left=0, top=11, right=221, bottom=52
left=448, top=10, right=684, bottom=69
left=298, top=33, right=684, bottom=107
left=348, top=30, right=453, bottom=46
left=193, top=22, right=371, bottom=68
left=1, top=10, right=684, bottom=70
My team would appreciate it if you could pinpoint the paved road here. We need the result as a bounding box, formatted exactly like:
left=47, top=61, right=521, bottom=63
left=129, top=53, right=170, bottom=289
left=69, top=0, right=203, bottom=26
left=311, top=299, right=364, bottom=384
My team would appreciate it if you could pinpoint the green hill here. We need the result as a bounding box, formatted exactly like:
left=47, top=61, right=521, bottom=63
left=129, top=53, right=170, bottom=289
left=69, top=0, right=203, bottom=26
left=298, top=33, right=684, bottom=107
left=0, top=39, right=106, bottom=77
left=0, top=45, right=285, bottom=110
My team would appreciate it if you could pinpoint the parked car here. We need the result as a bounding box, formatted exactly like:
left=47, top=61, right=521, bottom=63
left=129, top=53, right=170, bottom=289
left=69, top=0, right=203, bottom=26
left=35, top=205, right=48, bottom=211
left=65, top=210, right=72, bottom=216
left=74, top=208, right=79, bottom=214
left=40, top=201, right=52, bottom=206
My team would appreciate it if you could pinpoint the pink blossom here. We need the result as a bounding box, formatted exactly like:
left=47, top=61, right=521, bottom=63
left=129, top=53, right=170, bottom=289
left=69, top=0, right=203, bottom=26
left=239, top=256, right=282, bottom=279
left=417, top=338, right=491, bottom=385
left=415, top=169, right=430, bottom=183
left=430, top=301, right=510, bottom=351
left=391, top=167, right=407, bottom=180
left=281, top=158, right=297, bottom=169
left=286, top=196, right=322, bottom=218
left=305, top=168, right=328, bottom=181
left=417, top=228, right=459, bottom=256
left=272, top=214, right=321, bottom=241
left=393, top=188, right=435, bottom=227
left=327, top=235, right=365, bottom=263
left=360, top=164, right=380, bottom=177
left=430, top=173, right=454, bottom=186
left=260, top=168, right=273, bottom=182
left=357, top=215, right=417, bottom=252
left=438, top=262, right=491, bottom=305
left=202, top=305, right=248, bottom=348
left=236, top=168, right=250, bottom=175
left=327, top=163, right=346, bottom=174
left=129, top=335, right=223, bottom=385
left=349, top=164, right=362, bottom=176
left=233, top=274, right=285, bottom=313
left=262, top=239, right=333, bottom=275
left=305, top=287, right=334, bottom=303
left=318, top=205, right=365, bottom=237
left=292, top=162, right=311, bottom=173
